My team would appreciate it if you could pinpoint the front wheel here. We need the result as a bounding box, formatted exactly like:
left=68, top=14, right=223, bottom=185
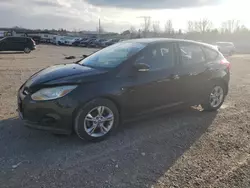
left=201, top=84, right=226, bottom=111
left=74, top=98, right=119, bottom=142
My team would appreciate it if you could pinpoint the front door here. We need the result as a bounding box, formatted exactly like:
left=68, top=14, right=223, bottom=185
left=124, top=42, right=181, bottom=117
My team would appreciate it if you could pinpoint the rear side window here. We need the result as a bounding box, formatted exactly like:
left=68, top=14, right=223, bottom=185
left=179, top=43, right=205, bottom=65
left=202, top=47, right=218, bottom=61
left=11, top=37, right=27, bottom=43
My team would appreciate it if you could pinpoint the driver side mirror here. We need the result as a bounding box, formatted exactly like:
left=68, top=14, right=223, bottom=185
left=134, top=63, right=150, bottom=72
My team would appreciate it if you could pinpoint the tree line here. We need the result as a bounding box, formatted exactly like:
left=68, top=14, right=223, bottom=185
left=124, top=18, right=250, bottom=39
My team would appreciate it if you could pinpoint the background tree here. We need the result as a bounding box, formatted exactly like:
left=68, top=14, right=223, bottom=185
left=195, top=18, right=212, bottom=33
left=187, top=20, right=195, bottom=32
left=152, top=21, right=160, bottom=36
left=165, top=20, right=173, bottom=34
left=221, top=19, right=240, bottom=33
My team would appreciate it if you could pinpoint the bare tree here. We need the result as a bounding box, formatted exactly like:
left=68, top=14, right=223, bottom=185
left=152, top=21, right=160, bottom=36
left=195, top=18, right=212, bottom=33
left=221, top=19, right=240, bottom=33
left=165, top=20, right=173, bottom=34
left=137, top=16, right=151, bottom=37
left=187, top=20, right=195, bottom=32
left=130, top=26, right=137, bottom=34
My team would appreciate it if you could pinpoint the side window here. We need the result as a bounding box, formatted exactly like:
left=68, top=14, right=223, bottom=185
left=12, top=38, right=26, bottom=43
left=202, top=47, right=218, bottom=61
left=135, top=43, right=175, bottom=71
left=179, top=43, right=205, bottom=65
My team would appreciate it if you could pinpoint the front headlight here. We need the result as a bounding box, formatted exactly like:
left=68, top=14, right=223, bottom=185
left=31, top=85, right=77, bottom=101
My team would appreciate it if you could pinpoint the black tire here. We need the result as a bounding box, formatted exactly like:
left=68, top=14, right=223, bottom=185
left=74, top=98, right=119, bottom=142
left=24, top=47, right=31, bottom=53
left=201, top=82, right=227, bottom=111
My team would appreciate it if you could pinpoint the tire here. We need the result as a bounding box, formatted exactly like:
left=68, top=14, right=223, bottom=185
left=74, top=98, right=119, bottom=142
left=24, top=47, right=31, bottom=53
left=201, top=82, right=226, bottom=111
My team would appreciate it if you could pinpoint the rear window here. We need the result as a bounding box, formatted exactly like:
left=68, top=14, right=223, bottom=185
left=179, top=43, right=205, bottom=65
left=203, top=47, right=218, bottom=61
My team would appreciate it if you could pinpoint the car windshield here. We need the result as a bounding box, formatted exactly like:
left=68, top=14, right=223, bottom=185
left=79, top=42, right=146, bottom=69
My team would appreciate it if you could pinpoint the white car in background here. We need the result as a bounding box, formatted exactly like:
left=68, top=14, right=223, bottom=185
left=52, top=36, right=66, bottom=45
left=215, top=42, right=236, bottom=56
left=63, top=37, right=79, bottom=46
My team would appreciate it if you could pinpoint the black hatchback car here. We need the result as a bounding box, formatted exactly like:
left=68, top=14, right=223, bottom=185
left=0, top=36, right=36, bottom=53
left=17, top=39, right=230, bottom=141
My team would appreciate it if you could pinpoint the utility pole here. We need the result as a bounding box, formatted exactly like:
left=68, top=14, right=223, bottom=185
left=98, top=18, right=101, bottom=37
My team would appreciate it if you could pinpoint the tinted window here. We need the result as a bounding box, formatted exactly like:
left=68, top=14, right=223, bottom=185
left=179, top=43, right=205, bottom=65
left=136, top=43, right=175, bottom=71
left=8, top=37, right=27, bottom=43
left=203, top=47, right=218, bottom=61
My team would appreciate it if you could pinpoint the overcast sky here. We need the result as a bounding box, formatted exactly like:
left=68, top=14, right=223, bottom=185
left=0, top=0, right=248, bottom=32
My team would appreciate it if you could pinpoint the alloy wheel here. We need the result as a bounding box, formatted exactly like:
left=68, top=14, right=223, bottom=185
left=209, top=86, right=224, bottom=108
left=84, top=106, right=114, bottom=138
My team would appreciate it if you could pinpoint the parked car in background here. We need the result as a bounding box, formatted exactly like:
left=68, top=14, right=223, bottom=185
left=39, top=34, right=56, bottom=43
left=215, top=42, right=236, bottom=56
left=0, top=36, right=36, bottom=53
left=18, top=38, right=230, bottom=141
left=63, top=37, right=79, bottom=46
left=79, top=38, right=96, bottom=47
left=52, top=36, right=66, bottom=45
left=102, top=38, right=120, bottom=47
left=72, top=38, right=88, bottom=46
left=92, top=38, right=108, bottom=48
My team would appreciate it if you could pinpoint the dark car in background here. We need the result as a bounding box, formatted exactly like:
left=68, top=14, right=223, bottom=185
left=17, top=39, right=230, bottom=142
left=72, top=38, right=88, bottom=46
left=215, top=42, right=236, bottom=56
left=102, top=38, right=120, bottom=47
left=79, top=38, right=96, bottom=47
left=91, top=38, right=108, bottom=48
left=0, top=36, right=36, bottom=53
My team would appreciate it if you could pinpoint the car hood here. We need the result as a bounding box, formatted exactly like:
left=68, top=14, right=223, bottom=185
left=24, top=63, right=107, bottom=89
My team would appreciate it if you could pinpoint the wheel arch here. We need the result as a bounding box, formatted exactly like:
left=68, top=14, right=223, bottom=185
left=209, top=78, right=229, bottom=95
left=72, top=95, right=122, bottom=130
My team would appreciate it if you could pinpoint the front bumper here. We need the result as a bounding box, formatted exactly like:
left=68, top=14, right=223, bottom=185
left=17, top=88, right=78, bottom=135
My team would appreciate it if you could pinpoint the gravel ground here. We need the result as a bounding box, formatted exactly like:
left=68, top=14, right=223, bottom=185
left=0, top=45, right=249, bottom=188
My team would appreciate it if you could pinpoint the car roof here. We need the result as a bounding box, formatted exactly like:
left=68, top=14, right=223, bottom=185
left=216, top=42, right=234, bottom=44
left=121, top=38, right=218, bottom=50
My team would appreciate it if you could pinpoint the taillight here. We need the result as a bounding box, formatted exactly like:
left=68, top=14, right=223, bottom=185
left=220, top=59, right=231, bottom=70
left=31, top=39, right=36, bottom=45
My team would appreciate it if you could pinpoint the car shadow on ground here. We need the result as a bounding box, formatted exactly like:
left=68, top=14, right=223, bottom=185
left=0, top=51, right=25, bottom=54
left=0, top=107, right=217, bottom=188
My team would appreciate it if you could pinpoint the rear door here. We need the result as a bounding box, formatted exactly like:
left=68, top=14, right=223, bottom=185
left=10, top=37, right=26, bottom=51
left=176, top=42, right=210, bottom=103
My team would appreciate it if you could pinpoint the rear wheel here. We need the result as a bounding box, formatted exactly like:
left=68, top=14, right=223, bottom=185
left=201, top=83, right=226, bottom=111
left=74, top=98, right=119, bottom=142
left=24, top=47, right=31, bottom=53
